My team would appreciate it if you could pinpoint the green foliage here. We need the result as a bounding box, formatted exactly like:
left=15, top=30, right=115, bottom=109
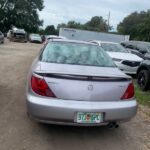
left=0, top=0, right=44, bottom=33
left=85, top=16, right=112, bottom=32
left=44, top=25, right=57, bottom=35
left=57, top=16, right=112, bottom=32
left=41, top=16, right=111, bottom=37
left=134, top=82, right=150, bottom=106
left=117, top=10, right=150, bottom=41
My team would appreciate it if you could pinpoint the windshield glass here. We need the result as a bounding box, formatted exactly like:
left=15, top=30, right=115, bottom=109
left=101, top=43, right=128, bottom=53
left=145, top=44, right=150, bottom=53
left=40, top=42, right=116, bottom=67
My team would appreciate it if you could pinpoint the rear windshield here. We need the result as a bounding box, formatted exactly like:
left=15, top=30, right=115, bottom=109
left=142, top=43, right=150, bottom=53
left=40, top=42, right=116, bottom=67
left=101, top=43, right=128, bottom=53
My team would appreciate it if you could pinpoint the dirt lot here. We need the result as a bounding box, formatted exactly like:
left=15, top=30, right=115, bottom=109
left=0, top=40, right=149, bottom=150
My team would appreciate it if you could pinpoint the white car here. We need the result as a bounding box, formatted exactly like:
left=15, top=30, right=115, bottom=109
left=44, top=35, right=66, bottom=44
left=29, top=34, right=42, bottom=43
left=26, top=39, right=137, bottom=126
left=90, top=41, right=143, bottom=74
left=45, top=35, right=66, bottom=41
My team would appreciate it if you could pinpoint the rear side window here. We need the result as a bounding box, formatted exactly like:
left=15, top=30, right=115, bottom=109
left=101, top=43, right=128, bottom=53
left=136, top=44, right=148, bottom=52
left=40, top=42, right=116, bottom=67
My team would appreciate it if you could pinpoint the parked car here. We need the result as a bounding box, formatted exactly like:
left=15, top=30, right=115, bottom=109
left=0, top=31, right=4, bottom=44
left=29, top=34, right=42, bottom=43
left=7, top=26, right=27, bottom=42
left=137, top=60, right=150, bottom=91
left=26, top=39, right=137, bottom=126
left=44, top=35, right=66, bottom=44
left=45, top=35, right=66, bottom=40
left=121, top=41, right=150, bottom=60
left=90, top=41, right=143, bottom=75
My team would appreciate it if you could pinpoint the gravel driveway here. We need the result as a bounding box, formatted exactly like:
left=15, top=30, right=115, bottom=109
left=0, top=40, right=149, bottom=150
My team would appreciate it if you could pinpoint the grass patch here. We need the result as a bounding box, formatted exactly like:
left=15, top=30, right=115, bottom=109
left=134, top=83, right=150, bottom=106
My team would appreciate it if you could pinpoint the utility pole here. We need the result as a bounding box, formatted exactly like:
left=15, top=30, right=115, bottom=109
left=107, top=11, right=110, bottom=32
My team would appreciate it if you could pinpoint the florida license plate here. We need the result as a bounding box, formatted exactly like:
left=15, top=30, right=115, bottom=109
left=76, top=112, right=103, bottom=124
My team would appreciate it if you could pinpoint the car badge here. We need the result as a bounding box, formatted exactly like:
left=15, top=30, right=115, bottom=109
left=88, top=85, right=93, bottom=91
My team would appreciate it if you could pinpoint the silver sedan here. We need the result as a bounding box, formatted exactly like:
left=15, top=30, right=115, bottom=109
left=26, top=39, right=137, bottom=126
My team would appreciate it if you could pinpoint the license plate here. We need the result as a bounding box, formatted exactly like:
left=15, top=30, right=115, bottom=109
left=76, top=112, right=103, bottom=124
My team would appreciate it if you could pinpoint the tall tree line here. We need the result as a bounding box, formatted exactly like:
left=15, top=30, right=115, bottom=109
left=42, top=16, right=112, bottom=35
left=118, top=10, right=150, bottom=41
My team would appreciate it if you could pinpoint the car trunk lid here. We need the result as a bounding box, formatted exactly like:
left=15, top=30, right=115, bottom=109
left=34, top=62, right=131, bottom=101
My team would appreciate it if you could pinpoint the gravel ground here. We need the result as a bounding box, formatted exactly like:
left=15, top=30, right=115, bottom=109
left=0, top=40, right=149, bottom=150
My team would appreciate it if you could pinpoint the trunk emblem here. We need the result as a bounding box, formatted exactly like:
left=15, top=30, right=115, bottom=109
left=88, top=85, right=93, bottom=91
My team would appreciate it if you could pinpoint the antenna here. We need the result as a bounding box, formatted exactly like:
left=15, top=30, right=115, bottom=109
left=107, top=11, right=110, bottom=32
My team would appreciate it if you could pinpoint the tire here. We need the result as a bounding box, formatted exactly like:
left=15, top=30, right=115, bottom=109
left=137, top=70, right=150, bottom=91
left=2, top=40, right=4, bottom=43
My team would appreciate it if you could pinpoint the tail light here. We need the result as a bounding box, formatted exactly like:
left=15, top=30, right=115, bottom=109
left=121, top=82, right=134, bottom=100
left=31, top=75, right=56, bottom=97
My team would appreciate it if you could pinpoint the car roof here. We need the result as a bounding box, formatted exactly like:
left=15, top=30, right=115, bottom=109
left=90, top=40, right=119, bottom=45
left=48, top=39, right=98, bottom=45
left=46, top=35, right=66, bottom=39
left=30, top=33, right=40, bottom=35
left=100, top=41, right=119, bottom=44
left=122, top=41, right=150, bottom=44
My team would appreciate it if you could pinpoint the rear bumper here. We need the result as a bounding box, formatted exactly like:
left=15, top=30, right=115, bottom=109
left=26, top=94, right=137, bottom=126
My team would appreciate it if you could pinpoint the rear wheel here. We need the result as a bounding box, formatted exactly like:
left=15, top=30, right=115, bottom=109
left=137, top=70, right=150, bottom=91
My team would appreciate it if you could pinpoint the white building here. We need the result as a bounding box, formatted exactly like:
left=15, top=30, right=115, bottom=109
left=59, top=28, right=130, bottom=43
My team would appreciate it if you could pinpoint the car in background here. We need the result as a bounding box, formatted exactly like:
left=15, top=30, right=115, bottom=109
left=7, top=27, right=27, bottom=42
left=121, top=41, right=150, bottom=60
left=90, top=41, right=143, bottom=75
left=45, top=35, right=66, bottom=40
left=26, top=39, right=137, bottom=126
left=44, top=35, right=66, bottom=44
left=137, top=60, right=150, bottom=91
left=0, top=31, right=4, bottom=44
left=29, top=34, right=42, bottom=43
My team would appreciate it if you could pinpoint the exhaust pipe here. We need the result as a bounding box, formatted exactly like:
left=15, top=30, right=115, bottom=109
left=107, top=122, right=119, bottom=129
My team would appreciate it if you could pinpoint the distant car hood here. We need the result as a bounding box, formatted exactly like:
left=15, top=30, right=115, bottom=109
left=107, top=52, right=143, bottom=62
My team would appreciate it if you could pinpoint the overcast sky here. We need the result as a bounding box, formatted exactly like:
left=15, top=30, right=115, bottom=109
left=39, top=0, right=150, bottom=30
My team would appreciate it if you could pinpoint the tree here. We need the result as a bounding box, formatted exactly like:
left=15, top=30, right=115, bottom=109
left=67, top=21, right=83, bottom=29
left=85, top=16, right=111, bottom=32
left=0, top=0, right=44, bottom=33
left=57, top=16, right=112, bottom=33
left=117, top=10, right=150, bottom=41
left=44, top=25, right=57, bottom=35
